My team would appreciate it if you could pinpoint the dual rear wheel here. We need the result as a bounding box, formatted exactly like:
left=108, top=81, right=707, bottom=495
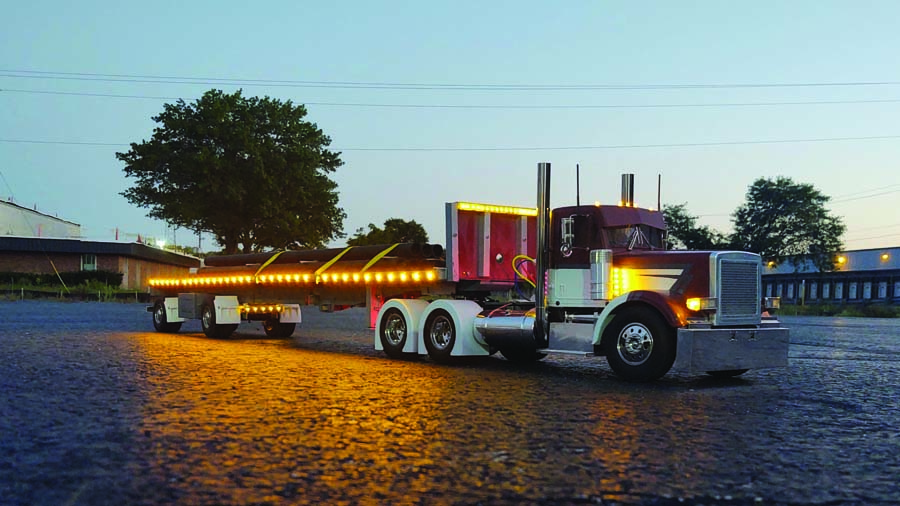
left=378, top=308, right=457, bottom=362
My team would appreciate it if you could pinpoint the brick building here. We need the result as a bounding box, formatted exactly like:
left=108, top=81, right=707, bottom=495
left=0, top=237, right=199, bottom=290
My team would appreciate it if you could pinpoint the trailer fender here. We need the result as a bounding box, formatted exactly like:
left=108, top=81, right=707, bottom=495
left=591, top=291, right=682, bottom=347
left=279, top=304, right=302, bottom=324
left=374, top=299, right=429, bottom=353
left=162, top=297, right=185, bottom=323
left=418, top=300, right=489, bottom=357
left=212, top=295, right=241, bottom=325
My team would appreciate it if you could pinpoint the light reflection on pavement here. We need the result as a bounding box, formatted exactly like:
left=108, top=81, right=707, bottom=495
left=1, top=303, right=899, bottom=505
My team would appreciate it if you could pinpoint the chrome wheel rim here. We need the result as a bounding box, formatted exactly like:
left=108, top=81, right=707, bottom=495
left=617, top=322, right=653, bottom=366
left=384, top=313, right=406, bottom=347
left=202, top=307, right=213, bottom=329
left=429, top=315, right=453, bottom=350
left=154, top=305, right=165, bottom=325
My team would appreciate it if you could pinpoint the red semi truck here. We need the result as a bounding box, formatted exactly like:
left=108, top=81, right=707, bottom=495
left=148, top=163, right=789, bottom=381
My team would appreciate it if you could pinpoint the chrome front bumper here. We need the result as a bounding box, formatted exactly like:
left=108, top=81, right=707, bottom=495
left=672, top=321, right=790, bottom=374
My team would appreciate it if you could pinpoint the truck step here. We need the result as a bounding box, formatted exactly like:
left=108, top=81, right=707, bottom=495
left=543, top=349, right=595, bottom=357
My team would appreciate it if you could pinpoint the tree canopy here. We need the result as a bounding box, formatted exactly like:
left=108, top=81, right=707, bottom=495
left=347, top=218, right=429, bottom=246
left=117, top=89, right=345, bottom=254
left=662, top=177, right=844, bottom=271
left=662, top=203, right=729, bottom=250
left=731, top=177, right=845, bottom=271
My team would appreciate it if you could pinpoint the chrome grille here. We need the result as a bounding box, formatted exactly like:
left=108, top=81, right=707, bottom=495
left=718, top=259, right=760, bottom=324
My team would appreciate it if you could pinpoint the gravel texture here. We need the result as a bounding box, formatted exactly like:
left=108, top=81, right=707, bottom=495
left=1, top=301, right=899, bottom=505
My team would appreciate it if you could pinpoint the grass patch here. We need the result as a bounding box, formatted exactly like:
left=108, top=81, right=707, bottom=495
left=780, top=303, right=899, bottom=318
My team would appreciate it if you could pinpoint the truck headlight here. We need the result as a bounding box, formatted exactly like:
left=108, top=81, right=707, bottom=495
left=686, top=297, right=717, bottom=312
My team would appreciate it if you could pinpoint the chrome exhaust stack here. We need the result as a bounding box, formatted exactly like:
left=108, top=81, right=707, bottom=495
left=534, top=162, right=551, bottom=347
left=621, top=173, right=634, bottom=207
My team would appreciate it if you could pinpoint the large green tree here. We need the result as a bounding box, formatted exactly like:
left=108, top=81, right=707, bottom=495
left=662, top=203, right=730, bottom=250
left=117, top=89, right=345, bottom=254
left=347, top=218, right=429, bottom=246
left=731, top=177, right=845, bottom=271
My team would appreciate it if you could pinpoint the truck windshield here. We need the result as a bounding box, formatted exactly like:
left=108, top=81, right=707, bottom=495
left=607, top=225, right=665, bottom=250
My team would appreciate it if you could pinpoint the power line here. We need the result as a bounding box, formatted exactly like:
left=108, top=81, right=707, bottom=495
left=3, top=134, right=900, bottom=151
left=6, top=87, right=900, bottom=110
left=831, top=188, right=900, bottom=204
left=0, top=139, right=126, bottom=147
left=335, top=135, right=900, bottom=152
left=4, top=69, right=900, bottom=91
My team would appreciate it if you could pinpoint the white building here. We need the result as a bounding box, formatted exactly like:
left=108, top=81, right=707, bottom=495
left=1, top=200, right=80, bottom=238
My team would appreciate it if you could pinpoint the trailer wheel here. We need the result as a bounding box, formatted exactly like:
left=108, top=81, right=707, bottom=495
left=263, top=319, right=296, bottom=338
left=424, top=309, right=455, bottom=362
left=201, top=304, right=237, bottom=339
left=152, top=300, right=182, bottom=333
left=379, top=308, right=410, bottom=358
left=603, top=307, right=675, bottom=382
left=706, top=369, right=749, bottom=378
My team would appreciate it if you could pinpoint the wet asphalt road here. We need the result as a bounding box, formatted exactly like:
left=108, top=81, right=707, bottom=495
left=1, top=301, right=899, bottom=506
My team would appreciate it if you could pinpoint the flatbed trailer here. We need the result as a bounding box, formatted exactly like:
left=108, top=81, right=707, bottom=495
left=148, top=163, right=789, bottom=381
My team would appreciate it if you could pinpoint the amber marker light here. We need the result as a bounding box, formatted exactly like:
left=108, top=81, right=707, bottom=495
left=342, top=273, right=350, bottom=283
left=457, top=202, right=538, bottom=217
left=364, top=273, right=372, bottom=283
left=399, top=272, right=408, bottom=282
left=412, top=272, right=421, bottom=282
left=425, top=271, right=436, bottom=281
left=375, top=273, right=383, bottom=283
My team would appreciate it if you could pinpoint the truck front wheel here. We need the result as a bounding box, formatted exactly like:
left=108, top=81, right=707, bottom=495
left=201, top=304, right=237, bottom=339
left=424, top=309, right=455, bottom=363
left=603, top=308, right=675, bottom=381
left=152, top=300, right=182, bottom=333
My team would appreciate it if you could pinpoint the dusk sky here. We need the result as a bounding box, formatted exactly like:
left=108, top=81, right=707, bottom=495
left=2, top=1, right=899, bottom=252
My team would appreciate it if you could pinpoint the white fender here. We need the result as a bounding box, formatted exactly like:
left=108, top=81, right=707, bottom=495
left=591, top=293, right=632, bottom=346
left=418, top=299, right=489, bottom=356
left=374, top=299, right=429, bottom=353
left=163, top=297, right=185, bottom=323
left=213, top=295, right=241, bottom=324
left=280, top=304, right=302, bottom=324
